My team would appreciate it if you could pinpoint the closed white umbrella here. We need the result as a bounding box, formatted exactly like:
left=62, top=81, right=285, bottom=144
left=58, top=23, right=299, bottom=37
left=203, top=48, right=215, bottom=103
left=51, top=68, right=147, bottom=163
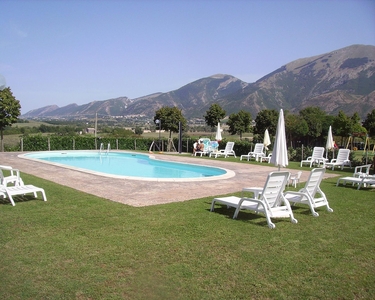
left=263, top=129, right=271, bottom=151
left=215, top=122, right=222, bottom=141
left=270, top=109, right=288, bottom=170
left=326, top=125, right=335, bottom=159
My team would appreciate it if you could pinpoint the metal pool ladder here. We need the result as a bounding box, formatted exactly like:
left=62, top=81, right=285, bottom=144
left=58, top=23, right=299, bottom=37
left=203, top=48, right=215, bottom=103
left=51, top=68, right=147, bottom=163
left=99, top=143, right=111, bottom=154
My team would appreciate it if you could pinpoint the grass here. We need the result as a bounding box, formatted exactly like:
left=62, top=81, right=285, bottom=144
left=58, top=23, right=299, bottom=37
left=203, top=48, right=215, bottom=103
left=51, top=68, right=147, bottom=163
left=0, top=163, right=374, bottom=299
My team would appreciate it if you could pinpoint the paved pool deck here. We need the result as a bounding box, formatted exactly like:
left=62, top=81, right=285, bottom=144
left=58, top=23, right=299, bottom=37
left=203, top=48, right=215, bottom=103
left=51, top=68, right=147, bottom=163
left=0, top=151, right=337, bottom=207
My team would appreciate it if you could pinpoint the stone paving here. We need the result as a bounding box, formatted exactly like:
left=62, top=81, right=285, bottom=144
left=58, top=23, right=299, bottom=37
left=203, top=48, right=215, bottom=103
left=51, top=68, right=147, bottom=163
left=0, top=151, right=337, bottom=207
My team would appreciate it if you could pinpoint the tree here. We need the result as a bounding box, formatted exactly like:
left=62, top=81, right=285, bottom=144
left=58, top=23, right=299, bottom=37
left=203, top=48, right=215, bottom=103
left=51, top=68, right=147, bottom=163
left=362, top=109, right=375, bottom=137
left=154, top=106, right=187, bottom=138
left=253, top=109, right=279, bottom=136
left=227, top=110, right=252, bottom=139
left=350, top=112, right=367, bottom=136
left=333, top=110, right=353, bottom=146
left=0, top=87, right=21, bottom=151
left=299, top=106, right=327, bottom=146
left=203, top=104, right=226, bottom=129
left=285, top=114, right=308, bottom=148
left=134, top=126, right=143, bottom=135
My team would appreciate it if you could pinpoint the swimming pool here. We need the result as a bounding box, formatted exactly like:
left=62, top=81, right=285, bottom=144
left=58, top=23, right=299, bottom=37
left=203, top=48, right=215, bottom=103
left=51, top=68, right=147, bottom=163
left=21, top=151, right=234, bottom=181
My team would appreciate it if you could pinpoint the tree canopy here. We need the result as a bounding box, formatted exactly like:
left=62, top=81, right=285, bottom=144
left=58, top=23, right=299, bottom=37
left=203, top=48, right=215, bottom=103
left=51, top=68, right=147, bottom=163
left=299, top=106, right=326, bottom=138
left=227, top=110, right=252, bottom=139
left=362, top=109, right=375, bottom=137
left=253, top=109, right=279, bottom=136
left=285, top=114, right=309, bottom=147
left=154, top=106, right=187, bottom=138
left=0, top=87, right=21, bottom=151
left=203, top=103, right=226, bottom=129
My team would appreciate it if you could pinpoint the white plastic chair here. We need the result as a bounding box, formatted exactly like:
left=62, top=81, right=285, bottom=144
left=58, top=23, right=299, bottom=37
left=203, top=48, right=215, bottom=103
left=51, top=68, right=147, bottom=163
left=300, top=147, right=326, bottom=167
left=0, top=184, right=47, bottom=206
left=353, top=164, right=372, bottom=178
left=288, top=171, right=302, bottom=188
left=336, top=174, right=375, bottom=190
left=211, top=171, right=297, bottom=229
left=325, top=149, right=351, bottom=170
left=240, top=143, right=265, bottom=162
left=194, top=138, right=211, bottom=156
left=260, top=153, right=272, bottom=163
left=284, top=168, right=333, bottom=217
left=0, top=165, right=24, bottom=186
left=210, top=142, right=236, bottom=158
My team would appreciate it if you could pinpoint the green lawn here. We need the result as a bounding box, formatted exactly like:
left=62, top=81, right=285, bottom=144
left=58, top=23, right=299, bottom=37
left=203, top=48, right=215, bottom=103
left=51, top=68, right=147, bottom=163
left=0, top=167, right=374, bottom=299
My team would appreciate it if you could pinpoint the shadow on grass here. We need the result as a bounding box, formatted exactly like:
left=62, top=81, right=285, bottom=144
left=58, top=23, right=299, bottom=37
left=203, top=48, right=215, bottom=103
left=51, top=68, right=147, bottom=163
left=290, top=205, right=315, bottom=216
left=0, top=194, right=40, bottom=206
left=207, top=202, right=292, bottom=228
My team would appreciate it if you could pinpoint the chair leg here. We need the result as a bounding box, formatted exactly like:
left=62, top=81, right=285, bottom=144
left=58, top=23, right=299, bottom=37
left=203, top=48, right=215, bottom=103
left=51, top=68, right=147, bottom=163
left=309, top=206, right=319, bottom=217
left=233, top=206, right=241, bottom=219
left=326, top=204, right=333, bottom=213
left=40, top=190, right=47, bottom=202
left=264, top=212, right=276, bottom=229
left=210, top=200, right=216, bottom=212
left=8, top=194, right=16, bottom=206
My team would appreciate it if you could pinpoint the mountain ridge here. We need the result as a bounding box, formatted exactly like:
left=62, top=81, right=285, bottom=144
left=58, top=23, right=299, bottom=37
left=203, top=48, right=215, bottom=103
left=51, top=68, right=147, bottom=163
left=22, top=44, right=375, bottom=120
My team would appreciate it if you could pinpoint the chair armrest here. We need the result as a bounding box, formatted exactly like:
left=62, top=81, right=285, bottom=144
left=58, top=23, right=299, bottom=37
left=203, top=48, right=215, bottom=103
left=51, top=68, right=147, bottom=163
left=0, top=166, right=22, bottom=186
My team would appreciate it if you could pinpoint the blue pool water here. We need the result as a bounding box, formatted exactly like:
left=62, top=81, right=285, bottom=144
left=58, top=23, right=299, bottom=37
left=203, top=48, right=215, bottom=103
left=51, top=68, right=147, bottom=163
left=23, top=151, right=229, bottom=180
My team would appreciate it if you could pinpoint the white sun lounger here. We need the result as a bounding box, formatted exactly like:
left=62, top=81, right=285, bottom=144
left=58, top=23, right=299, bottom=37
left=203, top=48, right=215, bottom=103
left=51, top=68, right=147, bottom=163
left=300, top=147, right=326, bottom=168
left=211, top=171, right=297, bottom=229
left=0, top=165, right=24, bottom=186
left=325, top=149, right=351, bottom=170
left=284, top=168, right=333, bottom=217
left=0, top=184, right=47, bottom=206
left=210, top=141, right=236, bottom=158
left=240, top=143, right=265, bottom=162
left=336, top=175, right=375, bottom=190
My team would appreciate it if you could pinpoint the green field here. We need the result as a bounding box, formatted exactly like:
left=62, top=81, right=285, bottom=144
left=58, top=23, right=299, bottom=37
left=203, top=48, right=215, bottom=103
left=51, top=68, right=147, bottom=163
left=0, top=164, right=374, bottom=299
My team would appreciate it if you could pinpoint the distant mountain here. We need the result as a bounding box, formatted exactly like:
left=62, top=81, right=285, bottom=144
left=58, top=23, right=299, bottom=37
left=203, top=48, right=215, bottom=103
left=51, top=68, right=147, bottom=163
left=22, top=44, right=375, bottom=120
left=23, top=97, right=133, bottom=118
left=216, top=44, right=375, bottom=118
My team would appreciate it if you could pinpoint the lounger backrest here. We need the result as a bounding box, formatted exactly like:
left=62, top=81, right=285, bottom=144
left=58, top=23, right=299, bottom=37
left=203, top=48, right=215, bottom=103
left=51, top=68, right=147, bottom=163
left=311, top=147, right=325, bottom=159
left=225, top=142, right=234, bottom=152
left=253, top=143, right=264, bottom=154
left=0, top=165, right=14, bottom=185
left=303, top=168, right=325, bottom=198
left=261, top=171, right=290, bottom=209
left=354, top=164, right=371, bottom=177
left=336, top=149, right=350, bottom=162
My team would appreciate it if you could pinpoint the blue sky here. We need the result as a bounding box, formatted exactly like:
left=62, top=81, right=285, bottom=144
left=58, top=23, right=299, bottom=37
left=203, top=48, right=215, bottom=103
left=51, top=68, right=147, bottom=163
left=1, top=0, right=374, bottom=114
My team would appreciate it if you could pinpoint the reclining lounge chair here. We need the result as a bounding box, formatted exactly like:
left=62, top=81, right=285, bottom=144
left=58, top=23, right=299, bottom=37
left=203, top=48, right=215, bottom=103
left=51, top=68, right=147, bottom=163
left=284, top=168, right=333, bottom=217
left=300, top=147, right=326, bottom=168
left=240, top=143, right=265, bottom=162
left=325, top=149, right=351, bottom=170
left=210, top=142, right=236, bottom=158
left=0, top=184, right=48, bottom=206
left=210, top=171, right=297, bottom=229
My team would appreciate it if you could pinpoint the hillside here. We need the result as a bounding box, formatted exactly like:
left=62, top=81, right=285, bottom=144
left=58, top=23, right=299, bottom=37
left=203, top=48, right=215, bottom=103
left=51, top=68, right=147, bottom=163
left=22, top=44, right=375, bottom=120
